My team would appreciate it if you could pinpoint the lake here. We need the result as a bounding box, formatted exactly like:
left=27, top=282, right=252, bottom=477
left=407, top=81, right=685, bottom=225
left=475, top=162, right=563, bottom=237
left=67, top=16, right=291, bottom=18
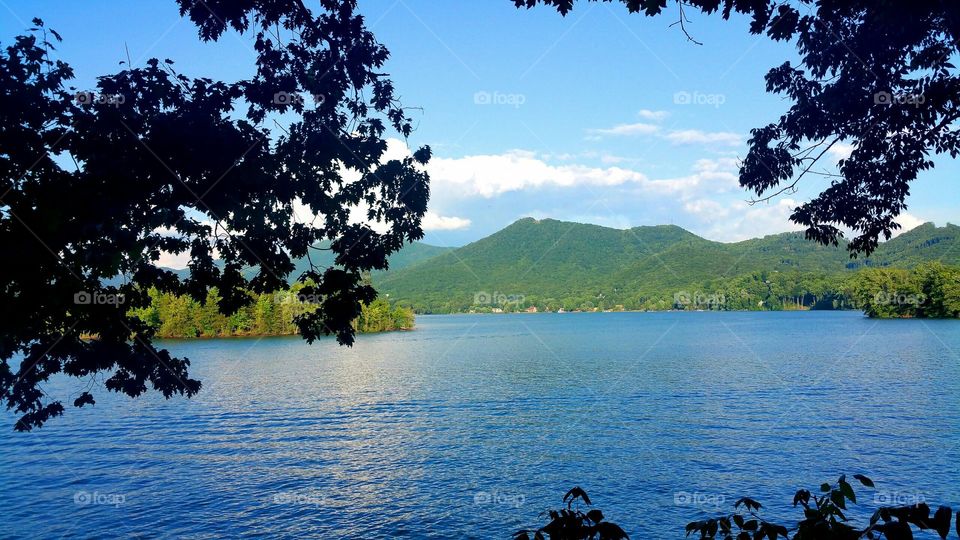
left=2, top=311, right=960, bottom=538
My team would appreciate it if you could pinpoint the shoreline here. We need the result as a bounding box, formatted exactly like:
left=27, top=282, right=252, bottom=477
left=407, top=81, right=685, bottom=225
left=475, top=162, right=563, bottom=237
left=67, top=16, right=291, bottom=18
left=411, top=308, right=862, bottom=316
left=151, top=327, right=415, bottom=341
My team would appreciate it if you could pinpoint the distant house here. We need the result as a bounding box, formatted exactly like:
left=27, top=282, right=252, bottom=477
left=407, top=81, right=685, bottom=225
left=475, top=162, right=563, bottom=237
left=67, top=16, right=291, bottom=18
left=524, top=306, right=538, bottom=313
left=491, top=307, right=504, bottom=313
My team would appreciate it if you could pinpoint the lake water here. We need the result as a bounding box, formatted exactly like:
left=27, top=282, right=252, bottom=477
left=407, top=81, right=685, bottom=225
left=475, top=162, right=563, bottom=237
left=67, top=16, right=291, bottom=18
left=2, top=311, right=960, bottom=539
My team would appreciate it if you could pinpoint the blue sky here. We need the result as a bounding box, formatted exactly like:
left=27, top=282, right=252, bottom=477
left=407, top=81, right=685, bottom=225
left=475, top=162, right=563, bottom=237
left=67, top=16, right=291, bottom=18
left=2, top=0, right=957, bottom=249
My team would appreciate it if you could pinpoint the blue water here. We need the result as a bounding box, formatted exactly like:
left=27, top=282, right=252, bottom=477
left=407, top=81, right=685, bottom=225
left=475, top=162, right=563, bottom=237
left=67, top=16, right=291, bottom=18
left=2, top=312, right=960, bottom=538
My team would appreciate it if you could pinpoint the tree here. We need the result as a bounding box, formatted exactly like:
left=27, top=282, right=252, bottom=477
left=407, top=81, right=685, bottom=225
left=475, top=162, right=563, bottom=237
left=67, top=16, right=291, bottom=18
left=914, top=262, right=960, bottom=318
left=515, top=487, right=629, bottom=540
left=0, top=1, right=430, bottom=430
left=516, top=0, right=960, bottom=256
left=849, top=262, right=960, bottom=318
left=851, top=267, right=916, bottom=317
left=354, top=296, right=414, bottom=333
left=684, top=474, right=960, bottom=540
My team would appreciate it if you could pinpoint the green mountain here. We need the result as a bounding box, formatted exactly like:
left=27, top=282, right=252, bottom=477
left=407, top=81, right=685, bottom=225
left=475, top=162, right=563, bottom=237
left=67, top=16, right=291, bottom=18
left=285, top=240, right=450, bottom=279
left=375, top=218, right=960, bottom=312
left=865, top=221, right=960, bottom=268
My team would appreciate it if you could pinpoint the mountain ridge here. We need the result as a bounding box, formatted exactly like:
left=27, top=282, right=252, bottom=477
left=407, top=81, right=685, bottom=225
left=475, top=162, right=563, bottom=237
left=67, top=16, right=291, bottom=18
left=375, top=217, right=959, bottom=312
left=158, top=240, right=451, bottom=281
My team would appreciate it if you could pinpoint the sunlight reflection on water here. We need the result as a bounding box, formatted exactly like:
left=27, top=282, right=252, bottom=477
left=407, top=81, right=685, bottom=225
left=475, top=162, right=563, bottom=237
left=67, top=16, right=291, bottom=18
left=2, top=312, right=959, bottom=538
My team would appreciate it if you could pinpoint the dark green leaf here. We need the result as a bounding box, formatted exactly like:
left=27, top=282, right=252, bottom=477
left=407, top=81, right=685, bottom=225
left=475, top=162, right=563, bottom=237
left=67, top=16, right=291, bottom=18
left=853, top=475, right=874, bottom=488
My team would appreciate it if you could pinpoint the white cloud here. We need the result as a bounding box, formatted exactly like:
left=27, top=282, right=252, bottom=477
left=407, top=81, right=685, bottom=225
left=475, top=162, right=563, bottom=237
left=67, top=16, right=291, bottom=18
left=383, top=137, right=416, bottom=162
left=541, top=151, right=635, bottom=165
left=683, top=198, right=730, bottom=219
left=690, top=158, right=741, bottom=190
left=641, top=158, right=740, bottom=198
left=290, top=137, right=421, bottom=233
left=665, top=129, right=741, bottom=146
left=828, top=142, right=856, bottom=161
left=156, top=250, right=192, bottom=270
left=422, top=212, right=471, bottom=231
left=584, top=118, right=741, bottom=153
left=700, top=198, right=803, bottom=241
left=541, top=152, right=577, bottom=161
left=600, top=153, right=627, bottom=164
left=386, top=139, right=833, bottom=244
left=425, top=145, right=742, bottom=203
left=892, top=212, right=926, bottom=236
left=153, top=221, right=216, bottom=270
left=427, top=150, right=651, bottom=198
left=586, top=122, right=661, bottom=137
left=637, top=109, right=669, bottom=122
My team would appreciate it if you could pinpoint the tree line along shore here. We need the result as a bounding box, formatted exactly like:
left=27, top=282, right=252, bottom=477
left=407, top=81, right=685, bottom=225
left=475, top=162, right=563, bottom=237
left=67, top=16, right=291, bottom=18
left=130, top=287, right=415, bottom=339
left=390, top=262, right=960, bottom=319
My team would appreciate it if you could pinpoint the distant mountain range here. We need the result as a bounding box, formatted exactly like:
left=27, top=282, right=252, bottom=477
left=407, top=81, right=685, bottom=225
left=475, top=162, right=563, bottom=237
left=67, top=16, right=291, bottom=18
left=374, top=218, right=960, bottom=311
left=157, top=218, right=959, bottom=312
left=162, top=240, right=451, bottom=281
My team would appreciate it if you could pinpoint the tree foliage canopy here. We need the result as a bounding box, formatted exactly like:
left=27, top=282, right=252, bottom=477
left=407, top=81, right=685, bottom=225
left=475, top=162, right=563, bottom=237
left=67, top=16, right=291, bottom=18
left=0, top=0, right=430, bottom=430
left=852, top=261, right=960, bottom=318
left=516, top=0, right=960, bottom=255
left=130, top=286, right=414, bottom=338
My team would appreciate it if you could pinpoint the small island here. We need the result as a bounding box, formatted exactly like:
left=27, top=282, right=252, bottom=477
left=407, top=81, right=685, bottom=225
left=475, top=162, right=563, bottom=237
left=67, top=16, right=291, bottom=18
left=132, top=288, right=415, bottom=338
left=853, top=261, right=960, bottom=318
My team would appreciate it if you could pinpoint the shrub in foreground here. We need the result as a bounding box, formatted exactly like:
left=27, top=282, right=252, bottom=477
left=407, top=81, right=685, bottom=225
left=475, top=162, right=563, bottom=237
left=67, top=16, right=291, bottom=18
left=520, top=476, right=959, bottom=540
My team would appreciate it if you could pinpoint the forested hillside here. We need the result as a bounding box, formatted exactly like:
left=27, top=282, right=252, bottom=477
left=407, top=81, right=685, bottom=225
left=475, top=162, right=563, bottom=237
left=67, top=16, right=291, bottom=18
left=375, top=218, right=960, bottom=313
